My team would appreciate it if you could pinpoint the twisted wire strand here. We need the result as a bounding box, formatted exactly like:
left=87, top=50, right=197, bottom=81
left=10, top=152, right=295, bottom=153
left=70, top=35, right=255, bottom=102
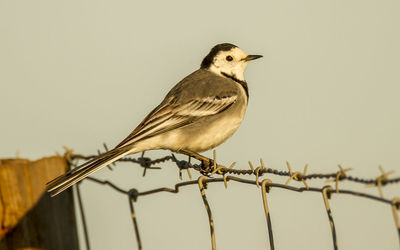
left=66, top=149, right=400, bottom=250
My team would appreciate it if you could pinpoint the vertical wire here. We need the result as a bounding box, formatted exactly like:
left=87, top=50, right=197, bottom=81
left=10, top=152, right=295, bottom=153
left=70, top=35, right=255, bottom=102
left=76, top=183, right=91, bottom=250
left=128, top=196, right=143, bottom=250
left=260, top=179, right=274, bottom=250
left=322, top=186, right=338, bottom=250
left=197, top=176, right=216, bottom=250
left=391, top=198, right=400, bottom=248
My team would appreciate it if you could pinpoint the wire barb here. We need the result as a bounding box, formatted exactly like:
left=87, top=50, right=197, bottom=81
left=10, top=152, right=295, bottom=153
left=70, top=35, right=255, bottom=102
left=327, top=164, right=353, bottom=193
left=62, top=145, right=74, bottom=165
left=378, top=165, right=394, bottom=198
left=248, top=161, right=255, bottom=171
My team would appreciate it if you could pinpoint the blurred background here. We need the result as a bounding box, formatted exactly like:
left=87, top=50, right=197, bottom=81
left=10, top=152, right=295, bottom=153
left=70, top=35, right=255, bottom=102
left=1, top=0, right=399, bottom=249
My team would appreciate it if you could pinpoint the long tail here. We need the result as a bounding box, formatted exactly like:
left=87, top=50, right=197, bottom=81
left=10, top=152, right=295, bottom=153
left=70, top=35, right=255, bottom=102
left=47, top=146, right=135, bottom=196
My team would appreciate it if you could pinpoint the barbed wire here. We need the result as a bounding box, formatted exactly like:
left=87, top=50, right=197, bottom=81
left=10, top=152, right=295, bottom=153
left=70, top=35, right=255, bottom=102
left=62, top=145, right=400, bottom=250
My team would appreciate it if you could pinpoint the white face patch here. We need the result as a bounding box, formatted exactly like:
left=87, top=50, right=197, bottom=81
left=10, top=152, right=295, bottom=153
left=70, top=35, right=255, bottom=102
left=208, top=47, right=250, bottom=81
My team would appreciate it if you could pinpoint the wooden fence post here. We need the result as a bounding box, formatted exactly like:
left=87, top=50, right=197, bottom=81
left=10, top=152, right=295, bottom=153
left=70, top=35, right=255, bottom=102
left=0, top=156, right=80, bottom=250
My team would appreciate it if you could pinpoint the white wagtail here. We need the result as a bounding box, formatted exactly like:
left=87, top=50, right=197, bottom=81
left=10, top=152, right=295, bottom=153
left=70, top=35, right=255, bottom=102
left=47, top=43, right=262, bottom=196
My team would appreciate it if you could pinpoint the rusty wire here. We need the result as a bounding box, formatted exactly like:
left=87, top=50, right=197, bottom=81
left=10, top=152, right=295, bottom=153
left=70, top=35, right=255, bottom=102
left=65, top=148, right=400, bottom=250
left=66, top=147, right=400, bottom=191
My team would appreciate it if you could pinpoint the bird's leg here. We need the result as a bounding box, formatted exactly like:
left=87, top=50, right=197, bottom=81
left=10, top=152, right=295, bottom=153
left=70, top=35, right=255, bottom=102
left=176, top=149, right=214, bottom=174
left=176, top=149, right=211, bottom=164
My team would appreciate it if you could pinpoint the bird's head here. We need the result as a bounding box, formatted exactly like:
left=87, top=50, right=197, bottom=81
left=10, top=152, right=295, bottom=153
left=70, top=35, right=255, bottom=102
left=201, top=43, right=262, bottom=82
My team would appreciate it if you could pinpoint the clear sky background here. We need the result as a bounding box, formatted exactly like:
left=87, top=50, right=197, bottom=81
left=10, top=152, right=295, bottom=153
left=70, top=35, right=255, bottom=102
left=1, top=1, right=400, bottom=249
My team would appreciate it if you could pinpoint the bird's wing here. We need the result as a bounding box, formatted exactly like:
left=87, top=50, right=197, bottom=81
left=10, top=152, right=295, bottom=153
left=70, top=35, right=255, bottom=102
left=48, top=93, right=237, bottom=196
left=115, top=94, right=237, bottom=148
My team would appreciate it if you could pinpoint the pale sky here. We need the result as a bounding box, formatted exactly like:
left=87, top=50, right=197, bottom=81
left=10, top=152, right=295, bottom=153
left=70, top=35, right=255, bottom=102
left=1, top=1, right=400, bottom=249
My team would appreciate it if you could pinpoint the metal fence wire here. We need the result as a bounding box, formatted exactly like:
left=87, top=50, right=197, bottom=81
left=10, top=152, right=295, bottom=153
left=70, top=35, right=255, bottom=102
left=63, top=145, right=400, bottom=250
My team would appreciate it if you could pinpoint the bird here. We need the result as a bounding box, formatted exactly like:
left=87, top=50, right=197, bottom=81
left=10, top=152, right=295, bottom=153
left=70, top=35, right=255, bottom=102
left=47, top=43, right=262, bottom=196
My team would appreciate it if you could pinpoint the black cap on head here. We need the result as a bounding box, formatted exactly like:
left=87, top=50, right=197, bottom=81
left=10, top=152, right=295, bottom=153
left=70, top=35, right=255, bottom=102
left=200, top=43, right=238, bottom=69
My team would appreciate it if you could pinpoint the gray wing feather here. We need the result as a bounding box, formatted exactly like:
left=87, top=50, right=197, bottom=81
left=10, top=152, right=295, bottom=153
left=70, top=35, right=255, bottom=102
left=116, top=69, right=239, bottom=148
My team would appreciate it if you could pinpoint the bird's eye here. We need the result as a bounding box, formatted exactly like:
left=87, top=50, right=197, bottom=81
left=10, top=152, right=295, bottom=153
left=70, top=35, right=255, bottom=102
left=226, top=55, right=233, bottom=61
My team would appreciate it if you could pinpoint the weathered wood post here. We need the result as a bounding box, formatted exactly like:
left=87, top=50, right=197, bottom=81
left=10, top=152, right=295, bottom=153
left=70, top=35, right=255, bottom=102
left=0, top=156, right=80, bottom=250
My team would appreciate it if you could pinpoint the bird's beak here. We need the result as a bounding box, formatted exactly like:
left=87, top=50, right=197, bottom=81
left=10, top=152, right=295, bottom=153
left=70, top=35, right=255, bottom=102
left=243, top=54, right=263, bottom=61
